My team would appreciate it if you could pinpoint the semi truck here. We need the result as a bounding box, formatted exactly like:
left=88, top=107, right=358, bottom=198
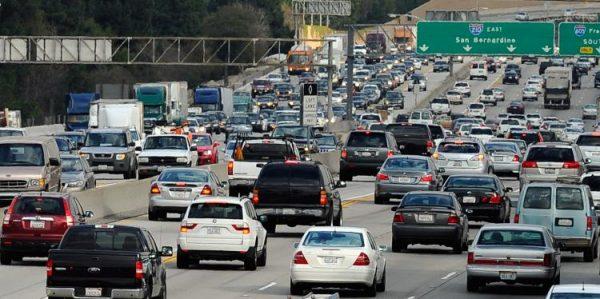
left=133, top=82, right=188, bottom=133
left=193, top=87, right=234, bottom=116
left=365, top=32, right=390, bottom=63
left=65, top=93, right=99, bottom=131
left=394, top=27, right=415, bottom=52
left=95, top=83, right=131, bottom=99
left=287, top=44, right=314, bottom=75
left=544, top=66, right=572, bottom=109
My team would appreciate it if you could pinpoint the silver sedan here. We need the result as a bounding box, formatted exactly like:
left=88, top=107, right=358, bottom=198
left=467, top=224, right=561, bottom=292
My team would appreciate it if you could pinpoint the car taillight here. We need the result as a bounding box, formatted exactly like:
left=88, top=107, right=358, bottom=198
left=320, top=189, right=328, bottom=206
left=135, top=260, right=144, bottom=280
left=514, top=213, right=520, bottom=223
left=563, top=161, right=580, bottom=169
left=467, top=252, right=474, bottom=264
left=341, top=149, right=348, bottom=159
left=46, top=258, right=53, bottom=277
left=150, top=183, right=160, bottom=194
left=543, top=253, right=552, bottom=267
left=447, top=214, right=460, bottom=224
left=387, top=150, right=394, bottom=157
left=376, top=173, right=389, bottom=181
left=232, top=222, right=251, bottom=234
left=426, top=140, right=434, bottom=149
left=63, top=198, right=74, bottom=227
left=587, top=216, right=593, bottom=231
left=489, top=193, right=501, bottom=204
left=179, top=222, right=197, bottom=233
left=227, top=160, right=234, bottom=175
left=252, top=188, right=259, bottom=205
left=286, top=154, right=298, bottom=161
left=419, top=174, right=433, bottom=184
left=521, top=160, right=538, bottom=168
left=393, top=213, right=405, bottom=223
left=293, top=251, right=308, bottom=264
left=353, top=252, right=370, bottom=266
left=512, top=155, right=520, bottom=162
left=2, top=197, right=15, bottom=228
left=200, top=185, right=212, bottom=195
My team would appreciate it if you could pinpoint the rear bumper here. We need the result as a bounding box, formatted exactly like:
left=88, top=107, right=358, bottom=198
left=149, top=197, right=192, bottom=212
left=46, top=287, right=145, bottom=299
left=179, top=249, right=251, bottom=261
left=461, top=205, right=504, bottom=221
left=467, top=265, right=555, bottom=283
left=492, top=162, right=519, bottom=173
left=1, top=237, right=61, bottom=256
left=438, top=164, right=488, bottom=176
left=392, top=224, right=462, bottom=245
left=291, top=265, right=375, bottom=286
left=256, top=207, right=328, bottom=224
left=554, top=237, right=593, bottom=250
left=375, top=183, right=436, bottom=199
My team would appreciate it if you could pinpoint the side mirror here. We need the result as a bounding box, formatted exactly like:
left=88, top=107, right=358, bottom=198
left=335, top=181, right=347, bottom=188
left=221, top=181, right=228, bottom=187
left=190, top=146, right=197, bottom=152
left=259, top=215, right=268, bottom=223
left=293, top=242, right=300, bottom=249
left=49, top=158, right=60, bottom=166
left=128, top=142, right=136, bottom=147
left=378, top=245, right=388, bottom=252
left=135, top=146, right=143, bottom=152
left=505, top=187, right=513, bottom=193
left=585, top=158, right=592, bottom=164
left=160, top=246, right=174, bottom=257
left=83, top=211, right=94, bottom=218
left=391, top=206, right=398, bottom=211
left=3, top=209, right=7, bottom=215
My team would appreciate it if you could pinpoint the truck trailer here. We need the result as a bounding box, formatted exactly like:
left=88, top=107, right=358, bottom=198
left=544, top=66, right=572, bottom=109
left=193, top=87, right=234, bottom=116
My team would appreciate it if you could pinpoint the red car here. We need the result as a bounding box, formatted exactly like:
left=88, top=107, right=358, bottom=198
left=191, top=133, right=219, bottom=165
left=1, top=192, right=92, bottom=264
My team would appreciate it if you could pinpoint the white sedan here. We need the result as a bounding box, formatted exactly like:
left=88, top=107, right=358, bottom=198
left=290, top=226, right=387, bottom=296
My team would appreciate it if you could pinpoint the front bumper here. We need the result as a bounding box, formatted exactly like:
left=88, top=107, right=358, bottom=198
left=88, top=158, right=132, bottom=173
left=138, top=163, right=188, bottom=176
left=291, top=265, right=375, bottom=286
left=46, top=287, right=145, bottom=299
left=392, top=224, right=462, bottom=245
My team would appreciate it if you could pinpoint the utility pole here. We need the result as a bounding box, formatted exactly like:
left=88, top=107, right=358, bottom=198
left=346, top=26, right=355, bottom=120
left=326, top=40, right=334, bottom=130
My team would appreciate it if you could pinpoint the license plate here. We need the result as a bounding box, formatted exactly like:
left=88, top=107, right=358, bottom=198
left=451, top=161, right=463, bottom=167
left=171, top=191, right=189, bottom=199
left=393, top=177, right=412, bottom=184
left=462, top=196, right=476, bottom=203
left=499, top=271, right=517, bottom=281
left=557, top=218, right=573, bottom=227
left=360, top=151, right=373, bottom=157
left=98, top=165, right=108, bottom=170
left=207, top=227, right=221, bottom=234
left=542, top=168, right=557, bottom=175
left=492, top=156, right=504, bottom=161
left=85, top=288, right=102, bottom=297
left=322, top=256, right=339, bottom=264
left=417, top=214, right=434, bottom=223
left=30, top=220, right=45, bottom=229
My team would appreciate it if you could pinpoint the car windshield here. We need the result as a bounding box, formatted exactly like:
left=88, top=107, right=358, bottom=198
left=144, top=136, right=187, bottom=150
left=445, top=177, right=496, bottom=189
left=347, top=132, right=387, bottom=148
left=401, top=194, right=454, bottom=208
left=61, top=158, right=83, bottom=172
left=303, top=231, right=364, bottom=247
left=361, top=114, right=380, bottom=121
left=469, top=104, right=484, bottom=109
left=526, top=147, right=574, bottom=162
left=272, top=126, right=307, bottom=139
left=188, top=203, right=243, bottom=219
left=577, top=136, right=600, bottom=146
left=159, top=170, right=208, bottom=182
left=432, top=98, right=448, bottom=104
left=438, top=142, right=479, bottom=154
left=477, top=230, right=545, bottom=247
left=14, top=197, right=65, bottom=215
left=55, top=138, right=71, bottom=151
left=0, top=143, right=45, bottom=166
left=455, top=82, right=468, bottom=87
left=384, top=158, right=428, bottom=171
left=485, top=143, right=517, bottom=153
left=482, top=89, right=493, bottom=95
left=316, top=136, right=336, bottom=146
left=85, top=133, right=126, bottom=147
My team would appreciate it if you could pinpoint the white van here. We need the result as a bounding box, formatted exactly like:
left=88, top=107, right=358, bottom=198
left=469, top=61, right=488, bottom=80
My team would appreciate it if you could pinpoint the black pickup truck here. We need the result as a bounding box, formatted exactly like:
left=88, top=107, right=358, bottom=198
left=46, top=225, right=172, bottom=299
left=252, top=161, right=345, bottom=233
left=386, top=123, right=434, bottom=156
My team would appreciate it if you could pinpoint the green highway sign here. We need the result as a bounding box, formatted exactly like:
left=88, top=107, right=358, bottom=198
left=416, top=21, right=555, bottom=56
left=559, top=22, right=600, bottom=56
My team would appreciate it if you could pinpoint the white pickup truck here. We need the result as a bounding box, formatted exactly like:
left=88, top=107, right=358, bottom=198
left=227, top=138, right=300, bottom=196
left=137, top=134, right=198, bottom=178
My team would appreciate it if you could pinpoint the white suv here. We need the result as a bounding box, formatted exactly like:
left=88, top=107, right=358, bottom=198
left=177, top=196, right=268, bottom=270
left=453, top=81, right=471, bottom=98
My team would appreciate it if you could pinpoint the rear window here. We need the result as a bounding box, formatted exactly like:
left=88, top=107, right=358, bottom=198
left=14, top=197, right=65, bottom=216
left=523, top=187, right=552, bottom=209
left=158, top=170, right=208, bottom=182
left=383, top=158, right=428, bottom=171
left=471, top=128, right=493, bottom=135
left=438, top=142, right=479, bottom=154
left=469, top=104, right=484, bottom=109
left=303, top=231, right=364, bottom=247
left=428, top=126, right=444, bottom=139
left=431, top=98, right=449, bottom=104
left=577, top=136, right=600, bottom=146
left=258, top=164, right=320, bottom=186
left=513, top=132, right=539, bottom=144
left=556, top=188, right=584, bottom=210
left=238, top=142, right=292, bottom=161
left=526, top=147, right=574, bottom=162
left=188, top=202, right=243, bottom=219
left=485, top=143, right=517, bottom=153
left=445, top=177, right=496, bottom=189
left=501, top=119, right=520, bottom=125
left=401, top=194, right=454, bottom=208
left=60, top=227, right=144, bottom=251
left=477, top=230, right=545, bottom=247
left=482, top=89, right=493, bottom=95
left=582, top=176, right=600, bottom=191
left=347, top=132, right=388, bottom=148
left=361, top=114, right=380, bottom=121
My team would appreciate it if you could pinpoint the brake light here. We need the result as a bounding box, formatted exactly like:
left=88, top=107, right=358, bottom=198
left=46, top=258, right=53, bottom=277
left=426, top=140, right=434, bottom=149
left=467, top=252, right=474, bottom=264
left=489, top=193, right=502, bottom=204
left=252, top=188, right=259, bottom=205
left=447, top=214, right=460, bottom=224
left=63, top=198, right=74, bottom=227
left=285, top=160, right=300, bottom=165
left=387, top=150, right=394, bottom=157
left=393, top=213, right=405, bottom=223
left=419, top=174, right=433, bottom=184
left=341, top=149, right=348, bottom=159
left=293, top=251, right=308, bottom=264
left=2, top=197, right=16, bottom=228
left=521, top=160, right=538, bottom=168
left=227, top=160, right=234, bottom=175
left=512, top=155, right=520, bottom=162
left=135, top=260, right=144, bottom=280
left=563, top=161, right=580, bottom=169
left=200, top=185, right=213, bottom=195
left=353, top=252, right=370, bottom=266
left=587, top=216, right=593, bottom=231
left=232, top=222, right=251, bottom=234
left=150, top=183, right=160, bottom=194
left=320, top=189, right=328, bottom=206
left=179, top=222, right=197, bottom=233
left=376, top=173, right=389, bottom=181
left=481, top=196, right=489, bottom=203
left=543, top=253, right=552, bottom=267
left=286, top=154, right=298, bottom=161
left=514, top=213, right=520, bottom=223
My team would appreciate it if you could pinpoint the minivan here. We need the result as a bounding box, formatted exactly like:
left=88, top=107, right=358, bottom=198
left=469, top=61, right=488, bottom=80
left=0, top=137, right=61, bottom=203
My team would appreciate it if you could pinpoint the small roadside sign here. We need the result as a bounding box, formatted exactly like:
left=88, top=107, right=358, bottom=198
left=301, top=83, right=318, bottom=126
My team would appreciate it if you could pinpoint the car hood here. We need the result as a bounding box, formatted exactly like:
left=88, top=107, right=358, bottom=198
left=139, top=149, right=189, bottom=157
left=0, top=166, right=44, bottom=179
left=61, top=171, right=85, bottom=183
left=80, top=146, right=129, bottom=154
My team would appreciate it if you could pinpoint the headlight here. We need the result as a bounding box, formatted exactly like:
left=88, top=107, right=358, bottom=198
left=138, top=157, right=149, bottom=163
left=30, top=178, right=45, bottom=187
left=176, top=157, right=188, bottom=163
left=205, top=150, right=212, bottom=155
left=68, top=180, right=85, bottom=187
left=115, top=153, right=126, bottom=160
left=79, top=153, right=89, bottom=159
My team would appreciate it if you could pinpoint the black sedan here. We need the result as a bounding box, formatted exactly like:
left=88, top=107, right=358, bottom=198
left=441, top=174, right=512, bottom=223
left=502, top=70, right=519, bottom=84
left=391, top=191, right=469, bottom=253
left=506, top=101, right=525, bottom=114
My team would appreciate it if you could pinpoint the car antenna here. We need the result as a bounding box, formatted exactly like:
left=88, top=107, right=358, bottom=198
left=582, top=281, right=585, bottom=291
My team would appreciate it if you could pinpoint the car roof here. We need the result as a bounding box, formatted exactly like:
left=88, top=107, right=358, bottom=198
left=405, top=191, right=455, bottom=197
left=524, top=182, right=584, bottom=188
left=551, top=284, right=600, bottom=294
left=0, top=136, right=54, bottom=144
left=480, top=223, right=547, bottom=232
left=190, top=196, right=249, bottom=205
left=305, top=226, right=367, bottom=234
left=18, top=191, right=70, bottom=198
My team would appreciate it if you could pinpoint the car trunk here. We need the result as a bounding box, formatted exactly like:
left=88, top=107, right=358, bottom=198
left=185, top=218, right=245, bottom=245
left=158, top=182, right=205, bottom=200
left=302, top=247, right=364, bottom=269
left=443, top=187, right=497, bottom=207
left=397, top=206, right=455, bottom=225
left=381, top=170, right=427, bottom=185
left=472, top=246, right=547, bottom=265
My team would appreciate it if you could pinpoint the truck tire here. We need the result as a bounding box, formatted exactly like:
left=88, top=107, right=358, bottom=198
left=176, top=247, right=190, bottom=269
left=340, top=172, right=353, bottom=182
left=257, top=239, right=267, bottom=267
left=374, top=195, right=388, bottom=205
left=264, top=221, right=276, bottom=234
left=466, top=276, right=480, bottom=292
left=244, top=246, right=257, bottom=271
left=0, top=254, right=11, bottom=265
left=148, top=209, right=158, bottom=221
left=290, top=279, right=304, bottom=296
left=584, top=242, right=597, bottom=262
left=333, top=208, right=343, bottom=226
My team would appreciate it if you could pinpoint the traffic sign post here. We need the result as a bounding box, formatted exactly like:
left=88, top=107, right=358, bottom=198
left=559, top=23, right=600, bottom=56
left=416, top=21, right=555, bottom=56
left=301, top=83, right=318, bottom=127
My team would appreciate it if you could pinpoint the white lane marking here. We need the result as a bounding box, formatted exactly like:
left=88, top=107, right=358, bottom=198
left=441, top=272, right=456, bottom=280
left=342, top=193, right=374, bottom=202
left=407, top=296, right=415, bottom=299
left=258, top=282, right=277, bottom=291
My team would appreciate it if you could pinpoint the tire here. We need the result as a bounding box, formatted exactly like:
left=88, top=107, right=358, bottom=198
left=365, top=274, right=377, bottom=297
left=228, top=187, right=239, bottom=197
left=0, top=254, right=11, bottom=265
left=264, top=221, right=276, bottom=234
left=469, top=76, right=473, bottom=80
left=333, top=208, right=343, bottom=226
left=340, top=172, right=353, bottom=182
left=376, top=268, right=386, bottom=292
left=374, top=195, right=388, bottom=205
left=452, top=240, right=463, bottom=254
left=584, top=242, right=596, bottom=262
left=244, top=246, right=258, bottom=271
left=392, top=237, right=407, bottom=253
left=290, top=279, right=304, bottom=296
left=148, top=209, right=158, bottom=221
left=176, top=247, right=190, bottom=269
left=155, top=284, right=166, bottom=299
left=466, top=276, right=480, bottom=292
left=257, top=239, right=267, bottom=267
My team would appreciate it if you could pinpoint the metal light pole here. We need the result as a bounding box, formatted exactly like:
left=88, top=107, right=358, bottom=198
left=346, top=26, right=355, bottom=120
left=326, top=40, right=334, bottom=130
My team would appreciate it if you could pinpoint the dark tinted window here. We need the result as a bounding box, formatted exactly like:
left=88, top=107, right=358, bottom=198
left=527, top=147, right=574, bottom=162
left=478, top=230, right=545, bottom=247
left=445, top=177, right=496, bottom=189
left=539, top=131, right=558, bottom=142
left=438, top=142, right=479, bottom=154
left=55, top=138, right=71, bottom=151
left=188, top=203, right=243, bottom=219
left=289, top=165, right=321, bottom=186
left=347, top=132, right=387, bottom=148
left=523, top=187, right=551, bottom=209
left=428, top=126, right=444, bottom=139
left=577, top=135, right=600, bottom=146
left=361, top=114, right=380, bottom=121
left=556, top=188, right=584, bottom=210
left=387, top=124, right=429, bottom=137
left=485, top=143, right=517, bottom=153
left=60, top=227, right=144, bottom=251
left=14, top=197, right=65, bottom=215
left=513, top=132, right=539, bottom=144
left=85, top=133, right=127, bottom=147
left=583, top=176, right=600, bottom=191
left=239, top=142, right=292, bottom=161
left=431, top=98, right=449, bottom=104
left=257, top=164, right=288, bottom=185
left=384, top=158, right=429, bottom=171
left=401, top=194, right=454, bottom=208
left=303, top=231, right=364, bottom=247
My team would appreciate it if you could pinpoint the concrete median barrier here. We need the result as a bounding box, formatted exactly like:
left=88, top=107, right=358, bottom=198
left=73, top=163, right=227, bottom=223
left=311, top=150, right=341, bottom=175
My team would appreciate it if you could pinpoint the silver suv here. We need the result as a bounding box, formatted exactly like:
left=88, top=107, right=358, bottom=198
left=433, top=137, right=492, bottom=177
left=520, top=142, right=588, bottom=186
left=576, top=132, right=600, bottom=171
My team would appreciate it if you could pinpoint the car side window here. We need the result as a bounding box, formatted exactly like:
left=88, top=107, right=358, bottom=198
left=245, top=202, right=257, bottom=220
left=73, top=198, right=84, bottom=216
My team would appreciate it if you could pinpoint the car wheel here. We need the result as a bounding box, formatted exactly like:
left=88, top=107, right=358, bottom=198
left=365, top=274, right=377, bottom=297
left=244, top=246, right=258, bottom=271
left=392, top=237, right=407, bottom=253
left=376, top=268, right=386, bottom=292
left=257, top=239, right=267, bottom=267
left=264, top=221, right=276, bottom=234
left=148, top=209, right=158, bottom=221
left=374, top=195, right=388, bottom=205
left=466, top=276, right=480, bottom=292
left=340, top=172, right=353, bottom=182
left=584, top=244, right=595, bottom=262
left=0, top=254, right=11, bottom=265
left=228, top=187, right=239, bottom=197
left=452, top=240, right=463, bottom=254
left=176, top=247, right=190, bottom=269
left=290, top=279, right=304, bottom=296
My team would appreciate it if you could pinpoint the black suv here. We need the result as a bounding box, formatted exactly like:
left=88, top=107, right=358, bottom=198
left=340, top=130, right=398, bottom=181
left=253, top=161, right=345, bottom=233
